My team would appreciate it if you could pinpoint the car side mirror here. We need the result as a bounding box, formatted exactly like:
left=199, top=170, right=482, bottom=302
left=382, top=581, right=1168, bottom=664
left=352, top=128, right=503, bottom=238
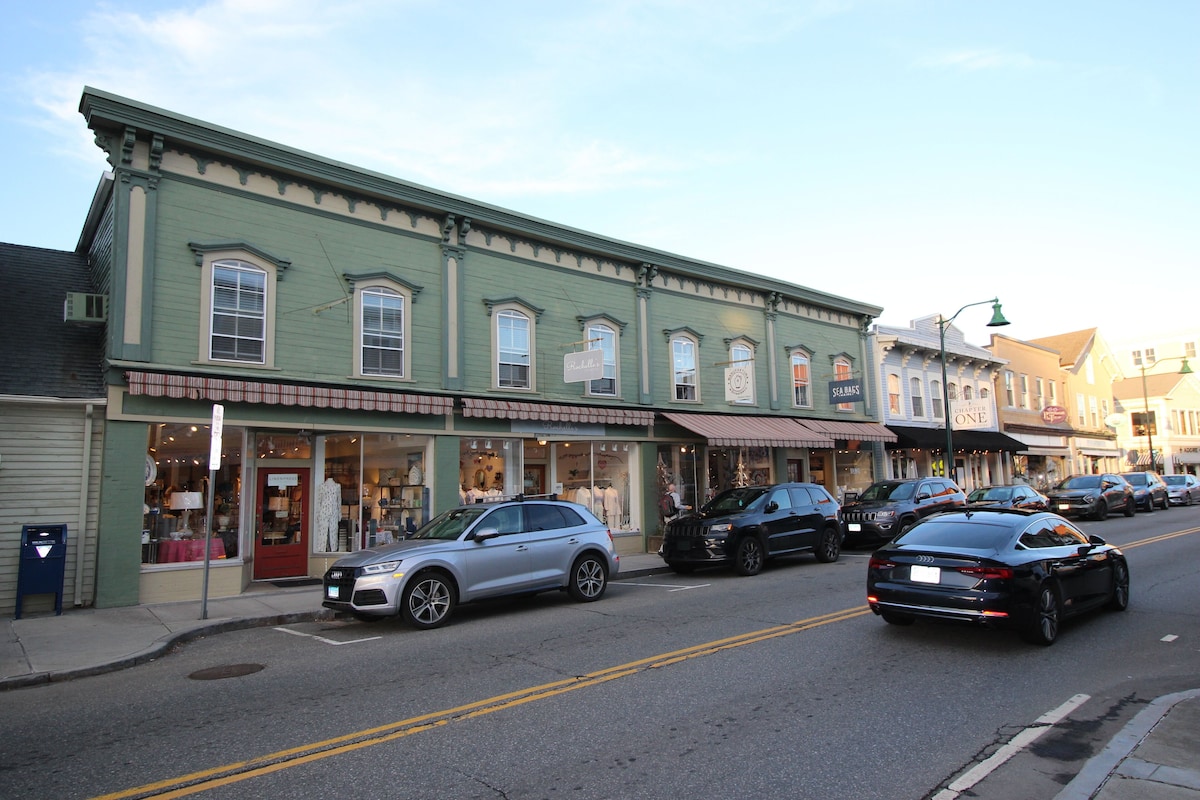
left=765, top=501, right=780, bottom=513
left=473, top=528, right=501, bottom=542
left=1088, top=534, right=1106, bottom=545
left=917, top=492, right=931, bottom=501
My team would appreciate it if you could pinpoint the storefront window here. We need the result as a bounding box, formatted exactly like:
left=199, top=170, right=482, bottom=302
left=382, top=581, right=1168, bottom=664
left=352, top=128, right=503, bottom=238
left=558, top=441, right=634, bottom=531
left=705, top=446, right=770, bottom=498
left=833, top=449, right=874, bottom=500
left=143, top=423, right=244, bottom=566
left=460, top=438, right=518, bottom=503
left=360, top=434, right=429, bottom=547
left=318, top=434, right=362, bottom=553
left=255, top=432, right=312, bottom=459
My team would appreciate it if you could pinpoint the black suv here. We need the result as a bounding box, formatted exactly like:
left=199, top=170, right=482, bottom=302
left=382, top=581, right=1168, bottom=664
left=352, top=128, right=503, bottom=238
left=841, top=477, right=966, bottom=546
left=1047, top=474, right=1135, bottom=520
left=660, top=483, right=842, bottom=576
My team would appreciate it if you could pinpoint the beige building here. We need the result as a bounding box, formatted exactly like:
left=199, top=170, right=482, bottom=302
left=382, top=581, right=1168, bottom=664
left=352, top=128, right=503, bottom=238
left=1112, top=369, right=1200, bottom=475
left=986, top=334, right=1071, bottom=490
left=1026, top=329, right=1123, bottom=476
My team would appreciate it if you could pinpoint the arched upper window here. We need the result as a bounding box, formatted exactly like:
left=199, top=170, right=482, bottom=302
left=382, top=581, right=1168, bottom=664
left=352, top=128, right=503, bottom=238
left=791, top=351, right=812, bottom=408
left=887, top=374, right=901, bottom=415
left=497, top=309, right=532, bottom=389
left=359, top=285, right=405, bottom=377
left=931, top=380, right=943, bottom=419
left=834, top=357, right=853, bottom=411
left=672, top=335, right=699, bottom=401
left=586, top=322, right=617, bottom=397
left=910, top=376, right=925, bottom=417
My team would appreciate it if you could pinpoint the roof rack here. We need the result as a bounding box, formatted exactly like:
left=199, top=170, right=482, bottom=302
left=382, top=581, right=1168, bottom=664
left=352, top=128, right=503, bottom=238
left=471, top=492, right=560, bottom=504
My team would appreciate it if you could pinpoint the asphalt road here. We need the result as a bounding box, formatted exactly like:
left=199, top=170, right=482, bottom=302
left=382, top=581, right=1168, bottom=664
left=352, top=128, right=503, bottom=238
left=2, top=507, right=1198, bottom=800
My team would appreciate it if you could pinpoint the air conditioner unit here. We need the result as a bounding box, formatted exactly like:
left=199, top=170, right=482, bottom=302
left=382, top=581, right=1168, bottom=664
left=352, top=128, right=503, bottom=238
left=64, top=292, right=108, bottom=323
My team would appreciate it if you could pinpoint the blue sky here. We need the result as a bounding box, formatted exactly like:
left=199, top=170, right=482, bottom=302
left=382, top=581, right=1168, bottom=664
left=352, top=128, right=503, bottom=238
left=1, top=0, right=1195, bottom=344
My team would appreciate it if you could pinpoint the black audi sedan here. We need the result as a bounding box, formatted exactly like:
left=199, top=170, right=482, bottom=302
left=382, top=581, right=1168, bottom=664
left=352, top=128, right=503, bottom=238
left=866, top=508, right=1129, bottom=645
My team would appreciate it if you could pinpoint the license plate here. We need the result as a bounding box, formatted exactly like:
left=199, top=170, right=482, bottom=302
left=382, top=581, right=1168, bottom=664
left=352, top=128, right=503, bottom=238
left=1058, top=503, right=1071, bottom=511
left=910, top=565, right=941, bottom=584
left=326, top=586, right=340, bottom=599
left=848, top=523, right=862, bottom=532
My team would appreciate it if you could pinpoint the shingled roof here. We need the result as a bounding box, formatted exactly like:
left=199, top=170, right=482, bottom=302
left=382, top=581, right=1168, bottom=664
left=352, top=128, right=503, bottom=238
left=0, top=242, right=105, bottom=398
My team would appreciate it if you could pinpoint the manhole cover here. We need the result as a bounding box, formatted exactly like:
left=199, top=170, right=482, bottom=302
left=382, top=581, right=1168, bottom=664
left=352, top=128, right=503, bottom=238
left=188, top=663, right=265, bottom=680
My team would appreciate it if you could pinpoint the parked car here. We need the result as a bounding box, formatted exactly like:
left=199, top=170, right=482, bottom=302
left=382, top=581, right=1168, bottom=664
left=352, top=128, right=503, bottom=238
left=841, top=477, right=966, bottom=546
left=866, top=508, right=1129, bottom=645
left=1120, top=471, right=1170, bottom=512
left=966, top=484, right=1049, bottom=510
left=1045, top=474, right=1135, bottom=520
left=1164, top=474, right=1200, bottom=506
left=660, top=483, right=842, bottom=576
left=322, top=496, right=619, bottom=628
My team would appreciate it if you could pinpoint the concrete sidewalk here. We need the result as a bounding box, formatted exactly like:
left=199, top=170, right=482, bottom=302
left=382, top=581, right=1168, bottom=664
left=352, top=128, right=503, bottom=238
left=3, top=553, right=1196, bottom=800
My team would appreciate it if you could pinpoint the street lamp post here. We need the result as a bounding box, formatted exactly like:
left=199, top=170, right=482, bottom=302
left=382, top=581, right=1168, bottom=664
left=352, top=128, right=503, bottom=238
left=937, top=298, right=1010, bottom=480
left=1137, top=357, right=1193, bottom=472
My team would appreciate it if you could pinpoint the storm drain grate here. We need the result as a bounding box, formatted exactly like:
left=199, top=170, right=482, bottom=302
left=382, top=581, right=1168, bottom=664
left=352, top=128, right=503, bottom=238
left=188, top=663, right=265, bottom=680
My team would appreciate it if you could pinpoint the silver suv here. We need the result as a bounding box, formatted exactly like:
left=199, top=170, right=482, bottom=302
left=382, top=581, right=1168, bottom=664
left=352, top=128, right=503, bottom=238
left=322, top=496, right=619, bottom=628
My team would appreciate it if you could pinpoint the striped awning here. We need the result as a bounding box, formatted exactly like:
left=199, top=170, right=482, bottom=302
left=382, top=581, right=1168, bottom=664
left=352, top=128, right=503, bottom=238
left=662, top=412, right=833, bottom=448
left=797, top=419, right=897, bottom=443
left=125, top=371, right=452, bottom=414
left=461, top=398, right=655, bottom=427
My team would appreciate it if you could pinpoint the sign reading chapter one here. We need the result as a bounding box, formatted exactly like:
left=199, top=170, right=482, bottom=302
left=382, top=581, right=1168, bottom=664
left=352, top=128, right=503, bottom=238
left=563, top=350, right=604, bottom=383
left=950, top=400, right=995, bottom=430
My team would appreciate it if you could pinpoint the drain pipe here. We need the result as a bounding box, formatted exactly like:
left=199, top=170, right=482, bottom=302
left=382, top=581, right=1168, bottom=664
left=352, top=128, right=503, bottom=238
left=74, top=402, right=95, bottom=606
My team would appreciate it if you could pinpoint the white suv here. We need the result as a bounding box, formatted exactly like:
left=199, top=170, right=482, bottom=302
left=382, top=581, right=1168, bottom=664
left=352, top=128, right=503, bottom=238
left=322, top=496, right=619, bottom=628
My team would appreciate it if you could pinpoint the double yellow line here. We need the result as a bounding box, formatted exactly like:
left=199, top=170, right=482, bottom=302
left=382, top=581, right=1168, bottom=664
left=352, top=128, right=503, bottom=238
left=1121, top=526, right=1200, bottom=549
left=91, top=606, right=869, bottom=799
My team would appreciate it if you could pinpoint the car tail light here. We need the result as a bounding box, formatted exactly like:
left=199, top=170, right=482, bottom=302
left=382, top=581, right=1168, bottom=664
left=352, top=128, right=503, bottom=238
left=981, top=610, right=1009, bottom=618
left=957, top=566, right=1013, bottom=580
left=868, top=557, right=896, bottom=570
left=866, top=595, right=879, bottom=604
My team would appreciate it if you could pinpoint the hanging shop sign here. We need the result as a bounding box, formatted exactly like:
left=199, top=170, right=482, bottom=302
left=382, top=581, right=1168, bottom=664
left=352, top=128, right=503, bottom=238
left=724, top=366, right=753, bottom=403
left=563, top=350, right=605, bottom=383
left=827, top=379, right=864, bottom=404
left=1041, top=405, right=1068, bottom=424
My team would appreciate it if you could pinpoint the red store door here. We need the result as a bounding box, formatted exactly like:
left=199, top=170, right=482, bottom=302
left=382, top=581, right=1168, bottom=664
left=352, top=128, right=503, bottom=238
left=253, top=468, right=310, bottom=580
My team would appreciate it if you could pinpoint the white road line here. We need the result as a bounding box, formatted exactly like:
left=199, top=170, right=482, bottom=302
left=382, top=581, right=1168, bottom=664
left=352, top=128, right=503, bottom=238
left=1161, top=634, right=1179, bottom=642
left=933, top=693, right=1091, bottom=800
left=617, top=581, right=710, bottom=591
left=274, top=626, right=381, bottom=646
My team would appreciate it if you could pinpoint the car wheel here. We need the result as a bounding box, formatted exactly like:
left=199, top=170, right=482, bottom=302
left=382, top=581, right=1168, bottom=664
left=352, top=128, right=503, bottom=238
left=668, top=562, right=695, bottom=574
left=1160, top=494, right=1170, bottom=510
left=1106, top=560, right=1130, bottom=611
left=814, top=525, right=842, bottom=563
left=401, top=571, right=456, bottom=629
left=881, top=611, right=915, bottom=626
left=1144, top=496, right=1154, bottom=513
left=1093, top=500, right=1108, bottom=521
left=897, top=517, right=917, bottom=535
left=733, top=536, right=765, bottom=576
left=1123, top=498, right=1135, bottom=517
left=567, top=553, right=608, bottom=602
left=1022, top=583, right=1061, bottom=646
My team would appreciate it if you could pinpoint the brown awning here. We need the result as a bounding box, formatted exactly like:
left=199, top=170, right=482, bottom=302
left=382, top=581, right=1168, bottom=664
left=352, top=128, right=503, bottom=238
left=662, top=412, right=833, bottom=448
left=125, top=371, right=453, bottom=414
left=461, top=398, right=655, bottom=427
left=797, top=419, right=897, bottom=443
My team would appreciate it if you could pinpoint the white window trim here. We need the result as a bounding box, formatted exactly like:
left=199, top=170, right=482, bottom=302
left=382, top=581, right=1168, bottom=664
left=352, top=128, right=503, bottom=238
left=791, top=350, right=814, bottom=409
left=491, top=302, right=537, bottom=391
left=833, top=357, right=854, bottom=412
left=352, top=279, right=413, bottom=380
left=671, top=333, right=701, bottom=403
left=583, top=320, right=620, bottom=398
left=196, top=252, right=278, bottom=368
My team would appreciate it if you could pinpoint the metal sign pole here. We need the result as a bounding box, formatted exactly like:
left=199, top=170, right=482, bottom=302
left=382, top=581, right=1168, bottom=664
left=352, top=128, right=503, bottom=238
left=201, top=404, right=224, bottom=620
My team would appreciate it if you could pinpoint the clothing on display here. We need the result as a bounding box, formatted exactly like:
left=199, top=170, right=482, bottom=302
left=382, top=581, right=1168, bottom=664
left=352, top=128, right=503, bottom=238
left=317, top=477, right=341, bottom=552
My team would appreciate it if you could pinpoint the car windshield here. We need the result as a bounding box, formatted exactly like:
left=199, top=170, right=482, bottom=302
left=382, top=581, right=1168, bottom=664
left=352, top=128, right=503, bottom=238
left=859, top=482, right=916, bottom=502
left=1121, top=474, right=1148, bottom=486
left=893, top=517, right=1013, bottom=552
left=703, top=487, right=768, bottom=514
left=1057, top=476, right=1100, bottom=490
left=410, top=507, right=488, bottom=540
left=1164, top=476, right=1188, bottom=486
left=968, top=487, right=1012, bottom=502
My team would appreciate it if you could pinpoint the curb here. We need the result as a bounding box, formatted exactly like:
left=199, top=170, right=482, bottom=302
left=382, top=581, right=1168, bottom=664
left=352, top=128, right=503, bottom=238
left=0, top=609, right=336, bottom=691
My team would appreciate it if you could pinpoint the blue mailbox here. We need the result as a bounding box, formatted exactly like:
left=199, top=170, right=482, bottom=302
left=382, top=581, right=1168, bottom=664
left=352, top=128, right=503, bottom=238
left=15, top=524, right=68, bottom=619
